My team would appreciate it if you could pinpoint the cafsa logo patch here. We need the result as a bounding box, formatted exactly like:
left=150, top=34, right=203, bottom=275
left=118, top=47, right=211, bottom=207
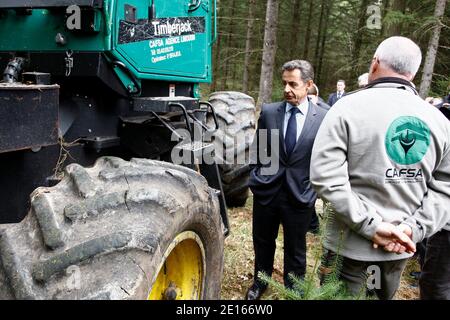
left=385, top=116, right=430, bottom=165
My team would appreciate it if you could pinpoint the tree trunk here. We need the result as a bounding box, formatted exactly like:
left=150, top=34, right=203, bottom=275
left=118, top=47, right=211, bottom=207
left=385, top=0, right=407, bottom=36
left=380, top=0, right=390, bottom=37
left=302, top=0, right=314, bottom=59
left=221, top=0, right=237, bottom=90
left=211, top=1, right=224, bottom=92
left=256, top=0, right=279, bottom=113
left=289, top=0, right=302, bottom=59
left=352, top=0, right=371, bottom=77
left=211, top=33, right=222, bottom=92
left=317, top=1, right=332, bottom=85
left=243, top=0, right=256, bottom=94
left=419, top=0, right=447, bottom=98
left=313, top=0, right=326, bottom=68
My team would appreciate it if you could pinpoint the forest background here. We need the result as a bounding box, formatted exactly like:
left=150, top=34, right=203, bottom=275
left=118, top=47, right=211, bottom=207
left=204, top=0, right=449, bottom=105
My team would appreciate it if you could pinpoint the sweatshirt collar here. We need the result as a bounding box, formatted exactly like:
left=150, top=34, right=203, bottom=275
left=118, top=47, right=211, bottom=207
left=367, top=77, right=418, bottom=95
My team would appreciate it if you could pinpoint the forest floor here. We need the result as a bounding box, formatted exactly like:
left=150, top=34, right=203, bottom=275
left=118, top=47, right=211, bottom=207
left=220, top=195, right=420, bottom=300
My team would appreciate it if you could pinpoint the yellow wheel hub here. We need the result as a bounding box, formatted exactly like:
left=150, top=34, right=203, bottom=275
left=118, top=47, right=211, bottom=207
left=148, top=231, right=205, bottom=300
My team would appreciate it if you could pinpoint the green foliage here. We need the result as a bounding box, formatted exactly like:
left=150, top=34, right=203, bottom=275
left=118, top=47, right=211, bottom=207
left=383, top=10, right=415, bottom=30
left=429, top=76, right=450, bottom=98
left=210, top=0, right=449, bottom=101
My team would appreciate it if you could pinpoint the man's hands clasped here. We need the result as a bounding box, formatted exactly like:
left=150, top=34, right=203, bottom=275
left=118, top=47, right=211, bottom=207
left=372, top=222, right=416, bottom=254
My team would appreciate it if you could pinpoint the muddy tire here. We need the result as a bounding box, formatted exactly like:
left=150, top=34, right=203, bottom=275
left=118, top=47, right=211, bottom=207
left=207, top=92, right=256, bottom=207
left=0, top=157, right=224, bottom=300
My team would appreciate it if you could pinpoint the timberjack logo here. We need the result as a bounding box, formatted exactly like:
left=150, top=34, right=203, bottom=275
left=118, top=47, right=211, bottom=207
left=385, top=116, right=430, bottom=165
left=152, top=20, right=193, bottom=37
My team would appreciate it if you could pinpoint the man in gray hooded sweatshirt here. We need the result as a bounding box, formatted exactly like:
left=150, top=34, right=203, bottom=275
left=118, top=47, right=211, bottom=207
left=310, top=36, right=450, bottom=300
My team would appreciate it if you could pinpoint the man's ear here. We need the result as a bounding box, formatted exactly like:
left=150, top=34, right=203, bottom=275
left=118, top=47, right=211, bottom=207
left=368, top=58, right=378, bottom=82
left=370, top=57, right=379, bottom=74
left=306, top=80, right=314, bottom=90
left=405, top=73, right=415, bottom=82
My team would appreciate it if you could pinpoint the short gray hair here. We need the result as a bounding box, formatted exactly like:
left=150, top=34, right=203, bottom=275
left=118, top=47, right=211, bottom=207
left=282, top=60, right=314, bottom=82
left=374, top=37, right=422, bottom=77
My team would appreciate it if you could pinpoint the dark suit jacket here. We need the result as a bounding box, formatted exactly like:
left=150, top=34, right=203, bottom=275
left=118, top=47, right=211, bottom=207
left=327, top=92, right=345, bottom=106
left=249, top=101, right=327, bottom=206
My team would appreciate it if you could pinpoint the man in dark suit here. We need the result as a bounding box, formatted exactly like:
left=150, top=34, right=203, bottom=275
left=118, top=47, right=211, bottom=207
left=246, top=60, right=327, bottom=300
left=327, top=80, right=346, bottom=106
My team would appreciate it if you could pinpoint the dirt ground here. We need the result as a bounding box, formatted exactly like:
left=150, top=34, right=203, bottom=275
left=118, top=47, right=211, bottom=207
left=220, top=196, right=420, bottom=300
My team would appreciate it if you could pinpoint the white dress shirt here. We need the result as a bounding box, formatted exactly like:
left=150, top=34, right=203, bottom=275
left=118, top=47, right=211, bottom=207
left=283, top=99, right=309, bottom=142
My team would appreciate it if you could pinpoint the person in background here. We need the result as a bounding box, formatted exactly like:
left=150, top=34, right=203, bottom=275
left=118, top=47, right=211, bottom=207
left=442, top=85, right=450, bottom=105
left=432, top=97, right=443, bottom=108
left=420, top=88, right=450, bottom=300
left=439, top=102, right=450, bottom=120
left=308, top=84, right=330, bottom=111
left=411, top=91, right=444, bottom=278
left=409, top=239, right=428, bottom=283
left=358, top=73, right=369, bottom=88
left=327, top=80, right=346, bottom=106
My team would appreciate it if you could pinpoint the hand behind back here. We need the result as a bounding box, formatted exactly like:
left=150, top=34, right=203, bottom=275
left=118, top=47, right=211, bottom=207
left=372, top=223, right=415, bottom=254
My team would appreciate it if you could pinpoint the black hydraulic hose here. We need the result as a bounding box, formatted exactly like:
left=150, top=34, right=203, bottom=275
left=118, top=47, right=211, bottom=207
left=2, top=57, right=26, bottom=83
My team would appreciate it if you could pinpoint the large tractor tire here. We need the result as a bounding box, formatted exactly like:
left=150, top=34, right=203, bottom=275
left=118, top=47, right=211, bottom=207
left=207, top=92, right=256, bottom=207
left=0, top=157, right=224, bottom=300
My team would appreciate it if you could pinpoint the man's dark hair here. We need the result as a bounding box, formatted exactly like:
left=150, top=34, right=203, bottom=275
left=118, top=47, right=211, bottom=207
left=281, top=60, right=314, bottom=82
